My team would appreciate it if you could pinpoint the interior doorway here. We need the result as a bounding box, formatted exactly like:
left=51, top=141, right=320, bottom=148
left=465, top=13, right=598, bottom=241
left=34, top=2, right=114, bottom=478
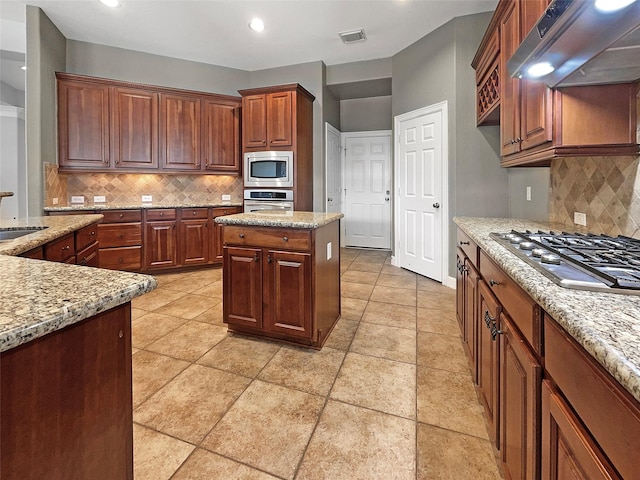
left=342, top=131, right=392, bottom=250
left=325, top=123, right=342, bottom=215
left=393, top=102, right=448, bottom=282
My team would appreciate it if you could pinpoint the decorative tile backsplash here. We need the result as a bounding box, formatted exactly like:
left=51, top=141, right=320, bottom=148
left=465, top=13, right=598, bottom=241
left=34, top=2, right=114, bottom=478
left=550, top=156, right=640, bottom=238
left=44, top=163, right=244, bottom=206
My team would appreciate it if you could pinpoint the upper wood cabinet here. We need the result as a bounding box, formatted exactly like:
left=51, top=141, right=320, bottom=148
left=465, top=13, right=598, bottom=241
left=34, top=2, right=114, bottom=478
left=58, top=78, right=111, bottom=169
left=56, top=73, right=241, bottom=175
left=238, top=84, right=315, bottom=211
left=111, top=87, right=158, bottom=169
left=473, top=0, right=639, bottom=167
left=159, top=93, right=201, bottom=170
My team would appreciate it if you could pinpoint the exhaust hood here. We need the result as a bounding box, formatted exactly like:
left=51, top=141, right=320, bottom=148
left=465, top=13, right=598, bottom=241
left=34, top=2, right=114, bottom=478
left=507, top=0, right=640, bottom=87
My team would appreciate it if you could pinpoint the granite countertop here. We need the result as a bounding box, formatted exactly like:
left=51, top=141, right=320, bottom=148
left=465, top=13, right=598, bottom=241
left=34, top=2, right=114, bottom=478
left=44, top=202, right=243, bottom=211
left=0, top=215, right=156, bottom=353
left=454, top=216, right=640, bottom=403
left=215, top=211, right=344, bottom=229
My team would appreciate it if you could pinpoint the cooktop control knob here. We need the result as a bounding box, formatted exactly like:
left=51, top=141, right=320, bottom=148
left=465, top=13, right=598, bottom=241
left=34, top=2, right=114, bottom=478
left=541, top=253, right=561, bottom=265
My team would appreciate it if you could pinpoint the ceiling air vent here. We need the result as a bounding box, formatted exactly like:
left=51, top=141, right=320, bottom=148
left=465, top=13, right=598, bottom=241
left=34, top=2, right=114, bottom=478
left=339, top=28, right=367, bottom=44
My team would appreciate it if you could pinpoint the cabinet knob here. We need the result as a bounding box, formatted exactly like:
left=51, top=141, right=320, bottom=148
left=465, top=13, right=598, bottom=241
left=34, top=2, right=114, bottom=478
left=459, top=240, right=470, bottom=245
left=160, top=212, right=164, bottom=216
left=239, top=233, right=245, bottom=239
left=119, top=214, right=124, bottom=218
left=118, top=329, right=124, bottom=339
left=489, top=279, right=500, bottom=286
left=193, top=211, right=197, bottom=215
left=283, top=236, right=288, bottom=242
left=63, top=245, right=70, bottom=251
left=91, top=231, right=95, bottom=236
left=267, top=254, right=272, bottom=263
left=254, top=254, right=259, bottom=262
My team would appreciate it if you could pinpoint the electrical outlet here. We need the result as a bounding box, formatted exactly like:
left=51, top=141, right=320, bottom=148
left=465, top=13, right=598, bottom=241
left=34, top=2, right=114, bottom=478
left=221, top=194, right=231, bottom=201
left=71, top=195, right=85, bottom=204
left=141, top=195, right=153, bottom=203
left=93, top=195, right=106, bottom=203
left=526, top=186, right=531, bottom=202
left=574, top=212, right=587, bottom=226
left=52, top=197, right=59, bottom=205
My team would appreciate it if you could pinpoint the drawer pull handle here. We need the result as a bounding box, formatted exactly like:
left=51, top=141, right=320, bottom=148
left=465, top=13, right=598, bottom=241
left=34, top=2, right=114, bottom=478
left=491, top=324, right=504, bottom=341
left=239, top=233, right=245, bottom=239
left=283, top=236, right=288, bottom=242
left=267, top=254, right=272, bottom=263
left=459, top=241, right=470, bottom=245
left=254, top=254, right=259, bottom=262
left=489, top=279, right=500, bottom=286
left=483, top=310, right=494, bottom=328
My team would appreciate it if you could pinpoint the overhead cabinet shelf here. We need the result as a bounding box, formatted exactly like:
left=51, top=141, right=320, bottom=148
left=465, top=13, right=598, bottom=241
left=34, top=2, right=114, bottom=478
left=56, top=73, right=241, bottom=175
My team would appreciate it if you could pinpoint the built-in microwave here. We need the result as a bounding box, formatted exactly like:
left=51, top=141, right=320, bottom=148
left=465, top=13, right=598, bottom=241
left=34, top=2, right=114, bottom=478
left=244, top=151, right=294, bottom=188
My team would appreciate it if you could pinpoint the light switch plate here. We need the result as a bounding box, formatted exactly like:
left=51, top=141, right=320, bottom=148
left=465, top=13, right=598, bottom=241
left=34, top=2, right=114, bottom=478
left=71, top=195, right=85, bottom=204
left=93, top=195, right=106, bottom=203
left=574, top=212, right=587, bottom=226
left=52, top=197, right=59, bottom=205
left=221, top=194, right=231, bottom=201
left=141, top=195, right=153, bottom=203
left=326, top=242, right=332, bottom=260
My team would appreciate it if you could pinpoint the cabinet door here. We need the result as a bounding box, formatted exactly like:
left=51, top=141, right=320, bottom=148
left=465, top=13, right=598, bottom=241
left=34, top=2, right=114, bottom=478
left=223, top=246, right=263, bottom=329
left=456, top=251, right=465, bottom=334
left=464, top=259, right=479, bottom=383
left=203, top=101, right=240, bottom=173
left=500, top=312, right=542, bottom=480
left=111, top=87, right=158, bottom=169
left=266, top=91, right=293, bottom=147
left=242, top=94, right=268, bottom=148
left=541, top=380, right=620, bottom=480
left=145, top=221, right=178, bottom=269
left=500, top=0, right=521, bottom=156
left=179, top=218, right=209, bottom=266
left=159, top=93, right=201, bottom=170
left=58, top=79, right=111, bottom=169
left=212, top=207, right=242, bottom=263
left=265, top=250, right=312, bottom=339
left=478, top=280, right=501, bottom=446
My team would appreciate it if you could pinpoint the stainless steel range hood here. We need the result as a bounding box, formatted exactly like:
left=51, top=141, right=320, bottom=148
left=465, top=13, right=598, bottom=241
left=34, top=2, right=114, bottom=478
left=507, top=0, right=640, bottom=87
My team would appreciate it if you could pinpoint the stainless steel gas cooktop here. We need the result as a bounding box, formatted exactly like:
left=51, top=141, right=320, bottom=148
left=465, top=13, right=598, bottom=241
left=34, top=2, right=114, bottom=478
left=490, top=230, right=640, bottom=296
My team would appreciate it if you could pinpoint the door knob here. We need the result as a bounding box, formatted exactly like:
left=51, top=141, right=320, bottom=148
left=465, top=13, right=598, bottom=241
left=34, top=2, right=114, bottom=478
left=385, top=197, right=390, bottom=202
left=433, top=203, right=440, bottom=208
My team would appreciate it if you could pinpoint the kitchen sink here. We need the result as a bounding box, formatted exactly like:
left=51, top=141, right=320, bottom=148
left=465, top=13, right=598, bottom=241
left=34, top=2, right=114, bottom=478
left=0, top=227, right=48, bottom=241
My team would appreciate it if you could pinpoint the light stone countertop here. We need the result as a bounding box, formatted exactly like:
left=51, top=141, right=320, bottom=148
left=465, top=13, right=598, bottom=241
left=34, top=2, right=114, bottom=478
left=0, top=215, right=157, bottom=353
left=454, top=216, right=640, bottom=403
left=44, top=202, right=243, bottom=212
left=215, top=211, right=343, bottom=229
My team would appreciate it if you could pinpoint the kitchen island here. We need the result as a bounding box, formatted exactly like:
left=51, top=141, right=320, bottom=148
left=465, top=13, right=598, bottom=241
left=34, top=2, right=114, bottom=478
left=455, top=216, right=640, bottom=480
left=216, top=211, right=342, bottom=349
left=0, top=215, right=156, bottom=480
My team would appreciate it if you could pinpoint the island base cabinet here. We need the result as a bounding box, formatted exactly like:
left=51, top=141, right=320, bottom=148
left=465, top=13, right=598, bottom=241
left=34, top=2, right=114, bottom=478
left=224, top=246, right=263, bottom=329
left=0, top=304, right=133, bottom=480
left=541, top=380, right=619, bottom=480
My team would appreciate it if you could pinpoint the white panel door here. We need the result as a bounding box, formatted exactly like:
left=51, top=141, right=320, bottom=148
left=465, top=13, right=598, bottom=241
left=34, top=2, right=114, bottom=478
left=343, top=131, right=391, bottom=249
left=395, top=104, right=446, bottom=281
left=325, top=123, right=342, bottom=214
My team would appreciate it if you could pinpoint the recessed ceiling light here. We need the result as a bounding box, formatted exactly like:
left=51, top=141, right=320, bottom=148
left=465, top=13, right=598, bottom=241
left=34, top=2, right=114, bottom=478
left=527, top=62, right=555, bottom=78
left=594, top=0, right=636, bottom=12
left=21, top=65, right=27, bottom=71
left=249, top=18, right=265, bottom=32
left=98, top=0, right=120, bottom=7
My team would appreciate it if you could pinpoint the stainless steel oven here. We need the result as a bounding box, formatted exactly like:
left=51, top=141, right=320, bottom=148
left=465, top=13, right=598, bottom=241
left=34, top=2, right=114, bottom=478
left=243, top=189, right=294, bottom=213
left=244, top=151, right=293, bottom=188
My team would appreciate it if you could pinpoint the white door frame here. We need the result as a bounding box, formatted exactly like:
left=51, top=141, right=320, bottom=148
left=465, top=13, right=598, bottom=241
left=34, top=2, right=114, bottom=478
left=341, top=129, right=392, bottom=250
left=392, top=101, right=451, bottom=287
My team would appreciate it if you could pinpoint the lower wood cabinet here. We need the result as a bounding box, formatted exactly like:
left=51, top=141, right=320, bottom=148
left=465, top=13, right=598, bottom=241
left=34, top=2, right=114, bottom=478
left=98, top=210, right=143, bottom=271
left=145, top=209, right=178, bottom=270
left=0, top=304, right=133, bottom=480
left=179, top=208, right=210, bottom=266
left=222, top=221, right=340, bottom=348
left=212, top=206, right=243, bottom=262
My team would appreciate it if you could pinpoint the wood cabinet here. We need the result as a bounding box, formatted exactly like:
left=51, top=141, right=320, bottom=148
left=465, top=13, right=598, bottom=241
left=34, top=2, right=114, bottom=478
left=58, top=78, right=110, bottom=169
left=0, top=304, right=133, bottom=480
left=111, top=87, right=158, bottom=169
left=179, top=208, right=210, bottom=266
left=41, top=222, right=99, bottom=266
left=56, top=73, right=241, bottom=175
left=98, top=210, right=143, bottom=271
left=456, top=229, right=480, bottom=382
left=212, top=206, right=243, bottom=262
left=145, top=209, right=178, bottom=270
left=75, top=223, right=99, bottom=267
left=222, top=220, right=340, bottom=348
left=239, top=84, right=315, bottom=211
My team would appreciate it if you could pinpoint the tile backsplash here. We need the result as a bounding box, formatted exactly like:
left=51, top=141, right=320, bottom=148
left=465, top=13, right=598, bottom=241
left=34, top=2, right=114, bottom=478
left=44, top=163, right=244, bottom=207
left=550, top=155, right=640, bottom=238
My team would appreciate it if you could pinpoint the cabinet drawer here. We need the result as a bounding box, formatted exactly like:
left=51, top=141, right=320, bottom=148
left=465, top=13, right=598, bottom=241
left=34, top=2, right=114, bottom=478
left=98, top=223, right=142, bottom=248
left=479, top=250, right=542, bottom=355
left=212, top=206, right=242, bottom=218
left=146, top=209, right=176, bottom=221
left=20, top=246, right=44, bottom=259
left=76, top=223, right=99, bottom=251
left=76, top=241, right=99, bottom=267
left=45, top=233, right=75, bottom=263
left=181, top=207, right=208, bottom=219
left=99, top=246, right=142, bottom=271
left=100, top=210, right=142, bottom=223
left=224, top=225, right=311, bottom=251
left=457, top=229, right=479, bottom=267
left=544, top=316, right=640, bottom=480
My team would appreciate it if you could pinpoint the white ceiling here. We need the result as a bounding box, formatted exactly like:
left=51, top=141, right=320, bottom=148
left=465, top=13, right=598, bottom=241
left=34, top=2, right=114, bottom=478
left=0, top=0, right=497, bottom=72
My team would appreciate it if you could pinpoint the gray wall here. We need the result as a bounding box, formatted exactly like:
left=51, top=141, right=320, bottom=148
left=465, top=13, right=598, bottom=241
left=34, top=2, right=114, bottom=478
left=340, top=96, right=392, bottom=132
left=66, top=40, right=248, bottom=96
left=1, top=80, right=25, bottom=108
left=250, top=61, right=326, bottom=211
left=26, top=6, right=66, bottom=215
left=326, top=58, right=392, bottom=84
left=508, top=167, right=550, bottom=220
left=393, top=12, right=510, bottom=279
left=0, top=107, right=25, bottom=219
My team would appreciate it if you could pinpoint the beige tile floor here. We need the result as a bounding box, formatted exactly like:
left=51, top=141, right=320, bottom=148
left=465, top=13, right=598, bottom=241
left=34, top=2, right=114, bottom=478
left=131, top=248, right=503, bottom=480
